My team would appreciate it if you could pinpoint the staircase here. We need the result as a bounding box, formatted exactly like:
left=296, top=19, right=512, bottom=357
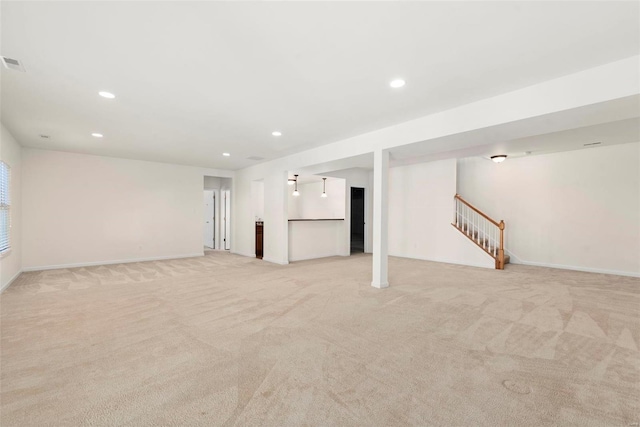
left=452, top=194, right=509, bottom=270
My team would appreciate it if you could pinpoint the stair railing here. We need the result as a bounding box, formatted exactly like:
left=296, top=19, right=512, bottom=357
left=452, top=194, right=505, bottom=269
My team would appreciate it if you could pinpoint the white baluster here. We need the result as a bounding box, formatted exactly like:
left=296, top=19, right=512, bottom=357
left=473, top=211, right=480, bottom=243
left=465, top=205, right=469, bottom=235
left=483, top=220, right=486, bottom=249
left=472, top=209, right=475, bottom=238
left=474, top=213, right=477, bottom=242
left=472, top=211, right=475, bottom=239
left=454, top=198, right=457, bottom=226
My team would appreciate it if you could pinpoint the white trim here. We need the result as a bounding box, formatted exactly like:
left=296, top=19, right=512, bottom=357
left=507, top=251, right=640, bottom=278
left=289, top=254, right=349, bottom=263
left=371, top=281, right=389, bottom=289
left=262, top=256, right=289, bottom=265
left=388, top=253, right=495, bottom=270
left=22, top=253, right=205, bottom=272
left=1, top=269, right=22, bottom=293
left=231, top=250, right=256, bottom=258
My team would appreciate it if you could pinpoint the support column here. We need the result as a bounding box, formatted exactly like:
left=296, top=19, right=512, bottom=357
left=263, top=169, right=289, bottom=265
left=371, top=149, right=389, bottom=289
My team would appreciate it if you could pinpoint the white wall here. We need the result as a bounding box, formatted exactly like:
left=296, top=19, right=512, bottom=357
left=288, top=179, right=346, bottom=219
left=204, top=176, right=221, bottom=189
left=325, top=168, right=373, bottom=254
left=286, top=178, right=347, bottom=261
left=288, top=221, right=346, bottom=262
left=388, top=158, right=495, bottom=269
left=0, top=124, right=22, bottom=290
left=260, top=170, right=289, bottom=264
left=221, top=178, right=232, bottom=191
left=457, top=142, right=640, bottom=276
left=231, top=58, right=637, bottom=264
left=23, top=148, right=232, bottom=270
left=252, top=180, right=264, bottom=221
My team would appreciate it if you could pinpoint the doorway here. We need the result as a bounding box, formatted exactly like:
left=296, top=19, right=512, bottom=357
left=350, top=187, right=365, bottom=253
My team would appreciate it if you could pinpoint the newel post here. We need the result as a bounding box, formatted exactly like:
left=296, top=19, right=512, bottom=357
left=498, top=220, right=505, bottom=270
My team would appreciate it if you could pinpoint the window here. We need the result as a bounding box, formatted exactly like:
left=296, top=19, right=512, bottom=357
left=0, top=161, right=10, bottom=255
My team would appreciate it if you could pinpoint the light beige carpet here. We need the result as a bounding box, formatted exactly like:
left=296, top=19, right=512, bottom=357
left=1, top=252, right=638, bottom=426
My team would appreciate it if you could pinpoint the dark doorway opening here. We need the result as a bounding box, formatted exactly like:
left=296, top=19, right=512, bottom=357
left=350, top=187, right=365, bottom=254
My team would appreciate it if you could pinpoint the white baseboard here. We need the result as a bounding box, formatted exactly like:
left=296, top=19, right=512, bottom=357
left=506, top=251, right=640, bottom=278
left=23, top=253, right=205, bottom=272
left=289, top=254, right=348, bottom=263
left=262, top=256, right=289, bottom=265
left=1, top=269, right=23, bottom=294
left=389, top=253, right=495, bottom=270
left=231, top=250, right=257, bottom=258
left=228, top=251, right=289, bottom=265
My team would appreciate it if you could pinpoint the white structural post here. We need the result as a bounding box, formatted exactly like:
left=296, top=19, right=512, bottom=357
left=371, top=148, right=389, bottom=289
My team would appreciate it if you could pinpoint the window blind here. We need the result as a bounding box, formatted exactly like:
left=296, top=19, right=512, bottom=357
left=0, top=161, right=10, bottom=254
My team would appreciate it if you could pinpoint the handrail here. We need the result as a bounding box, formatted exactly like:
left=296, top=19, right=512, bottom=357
left=453, top=194, right=506, bottom=270
left=454, top=194, right=501, bottom=227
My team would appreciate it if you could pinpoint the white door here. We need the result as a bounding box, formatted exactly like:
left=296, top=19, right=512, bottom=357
left=203, top=190, right=214, bottom=248
left=223, top=190, right=231, bottom=250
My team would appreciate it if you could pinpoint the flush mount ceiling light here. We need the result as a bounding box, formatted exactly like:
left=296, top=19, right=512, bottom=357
left=272, top=131, right=282, bottom=137
left=321, top=178, right=328, bottom=198
left=98, top=91, right=115, bottom=99
left=222, top=152, right=231, bottom=157
left=292, top=174, right=300, bottom=197
left=91, top=133, right=103, bottom=138
left=389, top=79, right=405, bottom=88
left=490, top=155, right=507, bottom=163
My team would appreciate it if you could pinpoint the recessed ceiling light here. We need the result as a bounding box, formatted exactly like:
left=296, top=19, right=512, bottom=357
left=98, top=91, right=115, bottom=99
left=389, top=79, right=406, bottom=88
left=91, top=133, right=103, bottom=138
left=222, top=152, right=230, bottom=157
left=490, top=155, right=507, bottom=163
left=272, top=131, right=282, bottom=137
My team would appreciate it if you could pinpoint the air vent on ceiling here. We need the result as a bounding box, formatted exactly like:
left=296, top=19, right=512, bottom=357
left=584, top=142, right=602, bottom=147
left=1, top=56, right=26, bottom=72
left=247, top=156, right=265, bottom=161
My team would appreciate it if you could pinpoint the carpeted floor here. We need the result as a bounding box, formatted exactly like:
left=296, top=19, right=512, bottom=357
left=1, top=252, right=638, bottom=426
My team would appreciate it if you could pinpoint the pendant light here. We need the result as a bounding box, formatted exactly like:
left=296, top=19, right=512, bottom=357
left=292, top=174, right=300, bottom=197
left=321, top=178, right=327, bottom=198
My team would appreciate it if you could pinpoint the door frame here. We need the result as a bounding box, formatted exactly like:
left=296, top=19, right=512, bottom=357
left=223, top=189, right=231, bottom=250
left=350, top=186, right=365, bottom=254
left=203, top=190, right=215, bottom=249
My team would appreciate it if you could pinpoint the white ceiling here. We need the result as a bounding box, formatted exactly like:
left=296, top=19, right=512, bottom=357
left=294, top=175, right=343, bottom=185
left=389, top=96, right=640, bottom=166
left=1, top=1, right=639, bottom=170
